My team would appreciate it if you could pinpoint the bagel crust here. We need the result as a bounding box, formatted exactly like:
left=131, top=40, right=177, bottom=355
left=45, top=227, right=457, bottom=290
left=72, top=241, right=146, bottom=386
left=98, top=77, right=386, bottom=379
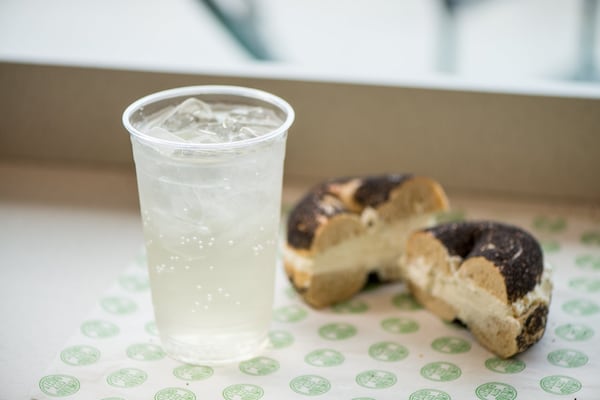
left=284, top=174, right=449, bottom=308
left=402, top=221, right=552, bottom=358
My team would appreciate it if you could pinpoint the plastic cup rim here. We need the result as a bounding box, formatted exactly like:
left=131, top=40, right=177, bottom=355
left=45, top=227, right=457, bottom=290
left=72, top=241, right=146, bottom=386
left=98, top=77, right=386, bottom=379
left=122, top=85, right=295, bottom=150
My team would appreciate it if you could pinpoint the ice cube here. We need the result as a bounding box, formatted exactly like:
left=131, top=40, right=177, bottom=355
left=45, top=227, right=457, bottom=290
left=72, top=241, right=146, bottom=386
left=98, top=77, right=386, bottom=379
left=188, top=129, right=222, bottom=144
left=235, top=106, right=282, bottom=128
left=233, top=126, right=272, bottom=141
left=237, top=126, right=258, bottom=140
left=147, top=126, right=186, bottom=142
left=141, top=100, right=284, bottom=145
left=225, top=117, right=247, bottom=136
left=136, top=105, right=174, bottom=130
left=161, top=98, right=215, bottom=132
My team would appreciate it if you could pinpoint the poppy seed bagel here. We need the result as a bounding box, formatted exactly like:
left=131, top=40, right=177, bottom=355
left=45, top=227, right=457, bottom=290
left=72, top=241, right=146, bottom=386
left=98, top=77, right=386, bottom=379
left=401, top=221, right=552, bottom=358
left=284, top=174, right=449, bottom=308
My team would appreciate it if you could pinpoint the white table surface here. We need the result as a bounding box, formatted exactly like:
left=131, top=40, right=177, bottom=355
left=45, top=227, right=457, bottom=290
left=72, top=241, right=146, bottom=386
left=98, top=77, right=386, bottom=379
left=0, top=161, right=143, bottom=400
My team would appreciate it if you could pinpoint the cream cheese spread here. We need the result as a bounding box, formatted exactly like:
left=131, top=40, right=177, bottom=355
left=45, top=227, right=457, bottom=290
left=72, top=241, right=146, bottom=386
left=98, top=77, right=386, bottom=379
left=283, top=212, right=436, bottom=278
left=405, top=256, right=552, bottom=323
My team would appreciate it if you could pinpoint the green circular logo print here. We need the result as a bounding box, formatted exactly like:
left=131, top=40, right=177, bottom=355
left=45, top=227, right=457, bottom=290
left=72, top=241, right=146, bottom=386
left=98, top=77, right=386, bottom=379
left=547, top=349, right=588, bottom=368
left=107, top=368, right=147, bottom=388
left=368, top=341, right=409, bottom=362
left=126, top=343, right=166, bottom=361
left=575, top=254, right=600, bottom=271
left=392, top=292, right=423, bottom=310
left=289, top=375, right=331, bottom=396
left=81, top=320, right=119, bottom=338
left=541, top=241, right=560, bottom=253
left=562, top=299, right=599, bottom=316
left=318, top=322, right=357, bottom=340
left=540, top=375, right=582, bottom=395
left=533, top=216, right=566, bottom=233
left=145, top=321, right=159, bottom=336
left=484, top=357, right=526, bottom=374
left=355, top=370, right=397, bottom=389
left=173, top=365, right=213, bottom=381
left=223, top=384, right=264, bottom=400
left=39, top=375, right=80, bottom=397
left=569, top=277, right=600, bottom=293
left=305, top=349, right=345, bottom=367
left=119, top=274, right=150, bottom=292
left=409, top=389, right=451, bottom=400
left=420, top=362, right=462, bottom=382
left=381, top=317, right=419, bottom=334
left=475, top=382, right=517, bottom=400
left=431, top=337, right=471, bottom=354
left=60, top=345, right=101, bottom=366
left=269, top=330, right=294, bottom=349
left=331, top=298, right=369, bottom=313
left=273, top=305, right=308, bottom=322
left=581, top=231, right=600, bottom=246
left=101, top=296, right=138, bottom=315
left=154, top=387, right=196, bottom=400
left=239, top=356, right=280, bottom=376
left=555, top=323, right=594, bottom=341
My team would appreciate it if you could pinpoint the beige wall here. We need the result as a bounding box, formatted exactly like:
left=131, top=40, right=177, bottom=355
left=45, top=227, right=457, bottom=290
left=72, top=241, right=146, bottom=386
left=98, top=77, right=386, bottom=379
left=1, top=62, right=599, bottom=202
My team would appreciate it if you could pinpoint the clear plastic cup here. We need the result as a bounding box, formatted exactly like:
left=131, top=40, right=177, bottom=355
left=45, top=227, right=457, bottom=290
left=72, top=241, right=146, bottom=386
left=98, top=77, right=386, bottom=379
left=122, top=86, right=294, bottom=364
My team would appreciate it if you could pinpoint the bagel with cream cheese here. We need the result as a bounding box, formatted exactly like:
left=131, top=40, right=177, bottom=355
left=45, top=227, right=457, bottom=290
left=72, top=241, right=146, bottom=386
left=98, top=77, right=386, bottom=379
left=284, top=174, right=449, bottom=308
left=401, top=221, right=552, bottom=358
